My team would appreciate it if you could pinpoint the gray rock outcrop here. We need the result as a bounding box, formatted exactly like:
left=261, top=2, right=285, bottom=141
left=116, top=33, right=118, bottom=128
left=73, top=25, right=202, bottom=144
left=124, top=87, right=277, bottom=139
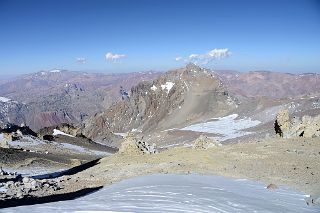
left=0, top=176, right=65, bottom=200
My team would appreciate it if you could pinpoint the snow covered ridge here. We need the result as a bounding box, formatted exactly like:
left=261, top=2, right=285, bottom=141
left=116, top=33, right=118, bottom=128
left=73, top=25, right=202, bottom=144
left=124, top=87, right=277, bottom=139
left=161, top=81, right=175, bottom=94
left=52, top=129, right=75, bottom=138
left=150, top=85, right=157, bottom=91
left=49, top=69, right=61, bottom=73
left=0, top=96, right=11, bottom=103
left=6, top=174, right=318, bottom=212
left=181, top=114, right=261, bottom=141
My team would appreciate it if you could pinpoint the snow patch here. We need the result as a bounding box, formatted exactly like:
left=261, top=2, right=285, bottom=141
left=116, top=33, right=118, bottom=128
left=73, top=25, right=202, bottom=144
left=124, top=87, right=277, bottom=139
left=60, top=143, right=87, bottom=152
left=113, top=132, right=127, bottom=137
left=9, top=136, right=46, bottom=147
left=52, top=129, right=75, bottom=138
left=150, top=85, right=157, bottom=91
left=6, top=174, right=318, bottom=212
left=181, top=114, right=261, bottom=141
left=49, top=69, right=61, bottom=73
left=0, top=96, right=11, bottom=103
left=161, top=82, right=174, bottom=94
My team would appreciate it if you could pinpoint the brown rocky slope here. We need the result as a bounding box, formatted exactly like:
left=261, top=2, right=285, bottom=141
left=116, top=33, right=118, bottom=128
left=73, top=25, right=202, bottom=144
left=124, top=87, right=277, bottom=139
left=82, top=64, right=238, bottom=144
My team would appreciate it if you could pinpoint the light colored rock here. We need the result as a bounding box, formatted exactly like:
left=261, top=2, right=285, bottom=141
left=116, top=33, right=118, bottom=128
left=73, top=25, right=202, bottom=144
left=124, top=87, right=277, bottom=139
left=306, top=194, right=320, bottom=206
left=275, top=110, right=320, bottom=138
left=70, top=158, right=82, bottom=166
left=118, top=134, right=142, bottom=155
left=275, top=109, right=290, bottom=138
left=193, top=135, right=221, bottom=150
left=22, top=176, right=30, bottom=184
left=0, top=139, right=9, bottom=148
left=16, top=190, right=23, bottom=199
left=118, top=133, right=158, bottom=155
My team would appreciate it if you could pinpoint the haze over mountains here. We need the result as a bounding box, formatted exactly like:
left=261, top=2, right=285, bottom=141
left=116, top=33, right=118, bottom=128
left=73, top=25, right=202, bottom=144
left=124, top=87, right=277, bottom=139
left=217, top=70, right=320, bottom=99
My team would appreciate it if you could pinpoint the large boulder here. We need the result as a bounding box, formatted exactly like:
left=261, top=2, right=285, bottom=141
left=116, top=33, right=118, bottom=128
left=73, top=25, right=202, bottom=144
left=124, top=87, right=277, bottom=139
left=274, top=109, right=290, bottom=138
left=118, top=133, right=158, bottom=155
left=193, top=135, right=221, bottom=150
left=275, top=110, right=320, bottom=138
left=0, top=139, right=9, bottom=148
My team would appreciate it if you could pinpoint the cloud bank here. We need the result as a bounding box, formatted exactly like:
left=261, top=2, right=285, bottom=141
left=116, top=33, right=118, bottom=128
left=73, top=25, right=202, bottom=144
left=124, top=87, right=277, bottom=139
left=176, top=48, right=230, bottom=65
left=105, top=52, right=126, bottom=63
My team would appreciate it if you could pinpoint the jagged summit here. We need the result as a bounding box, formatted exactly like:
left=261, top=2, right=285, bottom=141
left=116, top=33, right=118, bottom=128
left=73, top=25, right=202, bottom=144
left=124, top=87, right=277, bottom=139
left=83, top=65, right=237, bottom=144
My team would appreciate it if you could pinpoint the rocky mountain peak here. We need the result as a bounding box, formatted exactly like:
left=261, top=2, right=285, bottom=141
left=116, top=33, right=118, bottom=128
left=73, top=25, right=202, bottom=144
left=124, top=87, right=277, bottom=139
left=83, top=65, right=237, bottom=145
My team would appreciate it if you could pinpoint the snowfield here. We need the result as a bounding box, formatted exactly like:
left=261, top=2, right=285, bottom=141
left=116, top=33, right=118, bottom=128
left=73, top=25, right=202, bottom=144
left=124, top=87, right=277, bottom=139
left=181, top=114, right=261, bottom=141
left=161, top=82, right=174, bottom=94
left=150, top=85, right=157, bottom=91
left=4, top=174, right=318, bottom=212
left=0, top=96, right=11, bottom=103
left=49, top=69, right=61, bottom=73
left=52, top=129, right=75, bottom=138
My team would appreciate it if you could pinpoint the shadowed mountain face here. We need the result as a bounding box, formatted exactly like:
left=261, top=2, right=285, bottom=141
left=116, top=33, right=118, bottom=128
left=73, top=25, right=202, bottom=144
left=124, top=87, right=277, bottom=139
left=83, top=64, right=238, bottom=143
left=0, top=70, right=160, bottom=130
left=216, top=70, right=320, bottom=99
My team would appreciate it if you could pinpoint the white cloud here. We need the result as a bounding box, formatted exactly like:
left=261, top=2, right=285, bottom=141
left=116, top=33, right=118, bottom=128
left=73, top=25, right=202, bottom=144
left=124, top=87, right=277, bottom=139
left=175, top=56, right=183, bottom=61
left=105, top=52, right=126, bottom=63
left=77, top=57, right=86, bottom=64
left=176, top=48, right=230, bottom=65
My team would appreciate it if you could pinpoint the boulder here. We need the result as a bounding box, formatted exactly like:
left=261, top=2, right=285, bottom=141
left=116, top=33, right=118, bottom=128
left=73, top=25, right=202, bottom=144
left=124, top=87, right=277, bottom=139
left=0, top=139, right=9, bottom=148
left=275, top=110, right=320, bottom=138
left=118, top=133, right=158, bottom=155
left=274, top=109, right=290, bottom=138
left=193, top=135, right=221, bottom=150
left=306, top=194, right=320, bottom=206
left=266, top=183, right=278, bottom=190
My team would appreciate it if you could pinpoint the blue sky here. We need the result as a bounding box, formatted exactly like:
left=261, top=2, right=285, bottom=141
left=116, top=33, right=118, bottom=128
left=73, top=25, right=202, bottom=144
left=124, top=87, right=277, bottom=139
left=0, top=0, right=319, bottom=74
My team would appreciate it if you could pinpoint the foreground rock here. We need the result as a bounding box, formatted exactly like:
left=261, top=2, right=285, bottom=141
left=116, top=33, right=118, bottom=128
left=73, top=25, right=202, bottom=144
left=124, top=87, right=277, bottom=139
left=0, top=176, right=68, bottom=200
left=0, top=168, right=20, bottom=182
left=118, top=133, right=158, bottom=155
left=275, top=109, right=320, bottom=138
left=193, top=135, right=221, bottom=150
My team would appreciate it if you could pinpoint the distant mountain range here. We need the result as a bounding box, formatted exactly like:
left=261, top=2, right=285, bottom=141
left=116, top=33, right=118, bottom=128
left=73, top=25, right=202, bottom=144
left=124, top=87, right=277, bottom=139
left=216, top=70, right=320, bottom=99
left=0, top=69, right=160, bottom=130
left=0, top=67, right=319, bottom=133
